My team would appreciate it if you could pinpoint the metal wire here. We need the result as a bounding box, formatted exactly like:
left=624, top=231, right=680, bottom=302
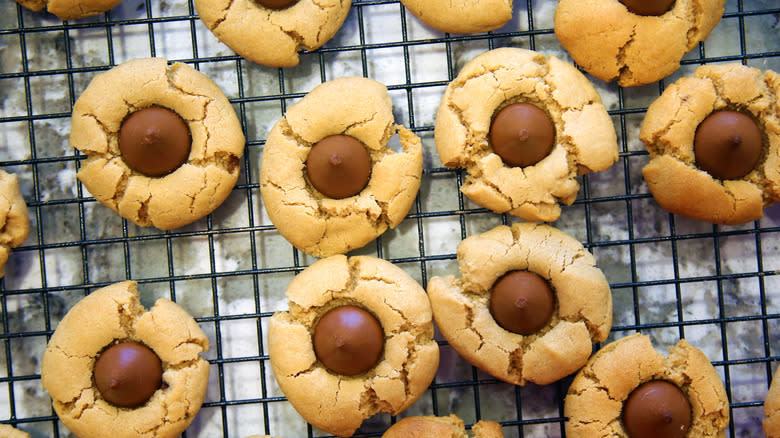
left=0, top=0, right=779, bottom=436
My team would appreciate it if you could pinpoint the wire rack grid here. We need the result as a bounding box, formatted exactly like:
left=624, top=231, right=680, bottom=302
left=0, top=0, right=779, bottom=436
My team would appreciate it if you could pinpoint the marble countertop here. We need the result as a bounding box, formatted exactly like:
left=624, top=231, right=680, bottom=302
left=0, top=0, right=778, bottom=436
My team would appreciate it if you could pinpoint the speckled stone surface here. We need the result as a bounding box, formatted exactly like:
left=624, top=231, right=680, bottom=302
left=0, top=0, right=777, bottom=436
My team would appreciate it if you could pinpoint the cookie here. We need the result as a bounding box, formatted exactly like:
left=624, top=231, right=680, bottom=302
left=194, top=0, right=351, bottom=68
left=427, top=223, right=612, bottom=386
left=70, top=57, right=245, bottom=230
left=564, top=333, right=729, bottom=438
left=259, top=77, right=423, bottom=258
left=399, top=0, right=513, bottom=34
left=382, top=414, right=504, bottom=438
left=554, top=0, right=725, bottom=87
left=12, top=0, right=123, bottom=20
left=434, top=48, right=618, bottom=222
left=40, top=281, right=210, bottom=438
left=0, top=170, right=30, bottom=278
left=268, top=255, right=439, bottom=437
left=640, top=63, right=780, bottom=225
left=766, top=366, right=780, bottom=438
left=0, top=424, right=30, bottom=438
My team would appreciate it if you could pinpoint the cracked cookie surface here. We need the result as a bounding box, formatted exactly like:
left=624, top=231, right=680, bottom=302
left=40, top=281, right=210, bottom=438
left=12, top=0, right=123, bottom=20
left=268, top=255, right=439, bottom=437
left=259, top=77, right=423, bottom=258
left=640, top=63, right=780, bottom=225
left=554, top=0, right=725, bottom=87
left=434, top=48, right=618, bottom=222
left=194, top=0, right=351, bottom=68
left=0, top=170, right=30, bottom=278
left=399, top=0, right=513, bottom=34
left=427, top=223, right=612, bottom=386
left=766, top=367, right=780, bottom=438
left=564, top=333, right=729, bottom=438
left=382, top=414, right=504, bottom=438
left=70, top=57, right=245, bottom=230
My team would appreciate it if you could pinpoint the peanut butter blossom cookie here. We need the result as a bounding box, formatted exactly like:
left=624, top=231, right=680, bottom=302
left=260, top=77, right=423, bottom=257
left=268, top=255, right=439, bottom=437
left=640, top=63, right=780, bottom=225
left=40, top=281, right=210, bottom=438
left=399, top=0, right=513, bottom=34
left=766, top=368, right=780, bottom=438
left=194, top=0, right=351, bottom=68
left=435, top=48, right=618, bottom=222
left=0, top=170, right=30, bottom=278
left=12, top=0, right=122, bottom=20
left=70, top=57, right=245, bottom=230
left=382, top=414, right=504, bottom=438
left=564, top=334, right=729, bottom=438
left=427, top=223, right=612, bottom=386
left=554, top=0, right=725, bottom=86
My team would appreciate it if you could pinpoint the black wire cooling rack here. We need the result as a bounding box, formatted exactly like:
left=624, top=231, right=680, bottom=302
left=0, top=0, right=779, bottom=436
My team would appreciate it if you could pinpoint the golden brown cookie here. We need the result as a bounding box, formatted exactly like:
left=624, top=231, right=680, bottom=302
left=554, top=0, right=725, bottom=87
left=427, top=223, right=612, bottom=386
left=399, top=0, right=513, bottom=34
left=12, top=0, right=122, bottom=20
left=382, top=414, right=504, bottom=438
left=259, top=77, right=423, bottom=258
left=268, top=255, right=439, bottom=437
left=766, top=367, right=780, bottom=438
left=71, top=58, right=245, bottom=230
left=564, top=333, right=729, bottom=438
left=0, top=424, right=30, bottom=438
left=194, top=0, right=351, bottom=68
left=434, top=48, right=618, bottom=222
left=0, top=170, right=30, bottom=278
left=640, top=63, right=780, bottom=225
left=40, top=281, right=210, bottom=438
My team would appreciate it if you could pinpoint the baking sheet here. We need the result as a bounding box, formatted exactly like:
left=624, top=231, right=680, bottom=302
left=0, top=0, right=778, bottom=436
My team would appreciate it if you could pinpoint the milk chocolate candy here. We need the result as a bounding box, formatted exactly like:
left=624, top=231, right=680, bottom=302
left=93, top=341, right=163, bottom=408
left=119, top=107, right=192, bottom=177
left=489, top=103, right=555, bottom=168
left=306, top=135, right=372, bottom=199
left=312, top=305, right=384, bottom=376
left=489, top=270, right=555, bottom=335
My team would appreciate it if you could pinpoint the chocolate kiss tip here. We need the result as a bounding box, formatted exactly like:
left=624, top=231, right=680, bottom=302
left=110, top=379, right=119, bottom=389
left=143, top=128, right=160, bottom=146
left=335, top=337, right=345, bottom=349
left=517, top=128, right=529, bottom=142
left=731, top=135, right=742, bottom=147
left=514, top=296, right=528, bottom=309
left=329, top=153, right=343, bottom=167
left=663, top=413, right=673, bottom=424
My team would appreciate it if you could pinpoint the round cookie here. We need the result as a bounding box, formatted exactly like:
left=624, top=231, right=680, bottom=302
left=639, top=63, right=780, bottom=225
left=12, top=0, right=122, bottom=20
left=554, top=0, right=725, bottom=87
left=0, top=170, right=30, bottom=278
left=70, top=57, right=245, bottom=230
left=268, top=255, right=439, bottom=437
left=383, top=414, right=504, bottom=438
left=40, top=281, right=210, bottom=438
left=766, top=367, right=780, bottom=438
left=565, top=334, right=729, bottom=437
left=434, top=48, right=618, bottom=222
left=427, top=222, right=612, bottom=386
left=399, top=0, right=513, bottom=34
left=194, top=0, right=351, bottom=68
left=259, top=77, right=423, bottom=258
left=0, top=424, right=30, bottom=438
